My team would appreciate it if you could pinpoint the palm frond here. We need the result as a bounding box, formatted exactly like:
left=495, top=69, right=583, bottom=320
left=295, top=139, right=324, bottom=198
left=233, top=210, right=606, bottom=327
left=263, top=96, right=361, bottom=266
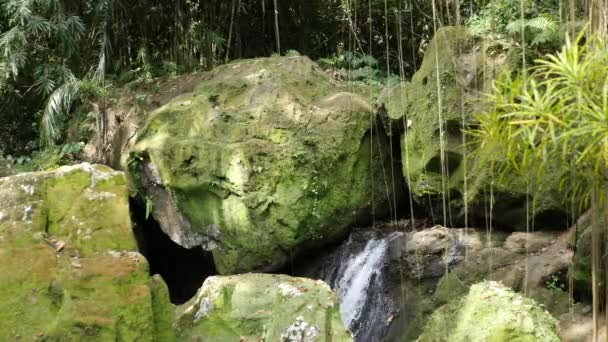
left=40, top=80, right=80, bottom=147
left=33, top=64, right=55, bottom=96
left=54, top=15, right=85, bottom=58
left=93, top=0, right=112, bottom=84
left=468, top=31, right=608, bottom=207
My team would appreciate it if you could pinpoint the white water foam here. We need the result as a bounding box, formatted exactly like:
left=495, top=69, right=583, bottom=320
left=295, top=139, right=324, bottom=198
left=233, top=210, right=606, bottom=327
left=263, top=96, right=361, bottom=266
left=335, top=232, right=401, bottom=328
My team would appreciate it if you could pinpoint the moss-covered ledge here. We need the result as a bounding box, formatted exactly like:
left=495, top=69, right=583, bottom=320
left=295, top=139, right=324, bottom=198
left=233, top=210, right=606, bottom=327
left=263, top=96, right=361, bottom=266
left=0, top=164, right=174, bottom=341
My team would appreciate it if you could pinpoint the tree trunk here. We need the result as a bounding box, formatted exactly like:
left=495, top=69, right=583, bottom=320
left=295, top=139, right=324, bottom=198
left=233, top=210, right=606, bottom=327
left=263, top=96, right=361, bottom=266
left=590, top=0, right=608, bottom=39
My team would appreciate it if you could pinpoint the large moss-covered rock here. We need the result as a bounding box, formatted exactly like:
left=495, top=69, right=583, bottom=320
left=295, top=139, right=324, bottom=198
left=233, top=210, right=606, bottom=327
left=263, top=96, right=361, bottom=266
left=379, top=26, right=565, bottom=229
left=127, top=56, right=399, bottom=274
left=380, top=27, right=491, bottom=200
left=417, top=281, right=560, bottom=342
left=0, top=163, right=174, bottom=341
left=176, top=273, right=352, bottom=341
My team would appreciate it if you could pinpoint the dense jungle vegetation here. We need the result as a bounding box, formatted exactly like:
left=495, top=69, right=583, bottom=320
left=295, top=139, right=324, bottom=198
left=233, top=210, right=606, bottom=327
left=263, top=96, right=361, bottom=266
left=0, top=0, right=590, bottom=159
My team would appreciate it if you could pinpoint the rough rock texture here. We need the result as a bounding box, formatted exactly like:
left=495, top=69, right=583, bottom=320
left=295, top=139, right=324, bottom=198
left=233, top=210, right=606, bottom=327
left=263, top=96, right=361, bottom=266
left=67, top=73, right=208, bottom=167
left=296, top=223, right=576, bottom=341
left=411, top=224, right=602, bottom=342
left=571, top=211, right=605, bottom=303
left=176, top=273, right=352, bottom=341
left=379, top=26, right=565, bottom=229
left=128, top=56, right=399, bottom=274
left=0, top=155, right=13, bottom=177
left=417, top=281, right=560, bottom=341
left=0, top=164, right=174, bottom=340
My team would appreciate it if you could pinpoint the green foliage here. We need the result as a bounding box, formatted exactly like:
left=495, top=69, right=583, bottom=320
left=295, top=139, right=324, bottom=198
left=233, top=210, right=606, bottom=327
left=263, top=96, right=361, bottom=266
left=8, top=142, right=84, bottom=172
left=466, top=0, right=562, bottom=48
left=506, top=15, right=560, bottom=46
left=0, top=0, right=109, bottom=153
left=135, top=47, right=153, bottom=82
left=466, top=0, right=523, bottom=36
left=318, top=52, right=382, bottom=83
left=0, top=0, right=571, bottom=157
left=468, top=31, right=608, bottom=211
left=544, top=273, right=567, bottom=292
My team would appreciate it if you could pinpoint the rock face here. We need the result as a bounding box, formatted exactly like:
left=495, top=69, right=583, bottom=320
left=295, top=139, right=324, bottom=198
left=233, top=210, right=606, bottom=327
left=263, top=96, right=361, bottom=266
left=379, top=26, right=565, bottom=229
left=417, top=281, right=561, bottom=341
left=380, top=26, right=497, bottom=201
left=296, top=223, right=574, bottom=340
left=0, top=164, right=173, bottom=340
left=128, top=56, right=399, bottom=274
left=571, top=211, right=602, bottom=301
left=176, top=273, right=352, bottom=341
left=398, top=225, right=573, bottom=340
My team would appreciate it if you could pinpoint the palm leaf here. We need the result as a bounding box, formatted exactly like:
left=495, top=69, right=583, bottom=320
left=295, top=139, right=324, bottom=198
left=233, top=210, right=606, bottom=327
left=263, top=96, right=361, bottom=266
left=40, top=80, right=80, bottom=147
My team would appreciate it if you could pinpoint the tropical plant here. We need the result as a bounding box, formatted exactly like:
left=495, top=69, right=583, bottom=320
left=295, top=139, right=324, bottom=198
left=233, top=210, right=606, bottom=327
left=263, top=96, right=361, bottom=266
left=0, top=0, right=103, bottom=150
left=468, top=30, right=608, bottom=339
left=469, top=31, right=608, bottom=208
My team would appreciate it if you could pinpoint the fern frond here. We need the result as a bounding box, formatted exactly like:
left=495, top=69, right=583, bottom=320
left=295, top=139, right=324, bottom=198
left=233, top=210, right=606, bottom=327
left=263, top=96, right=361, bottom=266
left=505, top=19, right=525, bottom=35
left=526, top=16, right=558, bottom=32
left=351, top=54, right=378, bottom=69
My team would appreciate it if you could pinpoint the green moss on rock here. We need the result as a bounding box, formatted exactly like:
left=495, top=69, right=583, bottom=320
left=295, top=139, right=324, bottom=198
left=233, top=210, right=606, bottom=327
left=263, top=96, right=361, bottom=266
left=380, top=27, right=480, bottom=199
left=176, top=273, right=352, bottom=341
left=0, top=164, right=174, bottom=341
left=128, top=56, right=399, bottom=274
left=417, top=281, right=560, bottom=342
left=379, top=26, right=565, bottom=229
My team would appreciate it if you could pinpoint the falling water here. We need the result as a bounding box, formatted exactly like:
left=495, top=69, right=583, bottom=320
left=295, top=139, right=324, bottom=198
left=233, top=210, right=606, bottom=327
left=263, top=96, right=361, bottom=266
left=334, top=232, right=403, bottom=336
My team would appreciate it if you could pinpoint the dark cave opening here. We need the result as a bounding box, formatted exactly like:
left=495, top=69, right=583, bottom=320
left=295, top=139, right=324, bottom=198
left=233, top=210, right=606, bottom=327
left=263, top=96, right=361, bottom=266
left=130, top=198, right=217, bottom=304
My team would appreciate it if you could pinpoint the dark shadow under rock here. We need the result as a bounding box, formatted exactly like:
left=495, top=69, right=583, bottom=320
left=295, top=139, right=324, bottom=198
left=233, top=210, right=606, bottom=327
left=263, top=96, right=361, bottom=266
left=131, top=198, right=217, bottom=304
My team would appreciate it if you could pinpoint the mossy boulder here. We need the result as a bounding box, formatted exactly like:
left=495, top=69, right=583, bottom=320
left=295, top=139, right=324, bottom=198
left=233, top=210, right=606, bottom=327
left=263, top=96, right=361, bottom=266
left=127, top=56, right=399, bottom=274
left=176, top=273, right=352, bottom=341
left=0, top=163, right=174, bottom=341
left=417, top=281, right=560, bottom=342
left=382, top=225, right=573, bottom=340
left=379, top=26, right=565, bottom=229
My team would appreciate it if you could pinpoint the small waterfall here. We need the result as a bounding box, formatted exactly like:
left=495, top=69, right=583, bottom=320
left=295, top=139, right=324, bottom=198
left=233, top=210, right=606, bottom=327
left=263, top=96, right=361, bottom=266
left=292, top=229, right=405, bottom=341
left=331, top=231, right=403, bottom=339
left=337, top=237, right=390, bottom=326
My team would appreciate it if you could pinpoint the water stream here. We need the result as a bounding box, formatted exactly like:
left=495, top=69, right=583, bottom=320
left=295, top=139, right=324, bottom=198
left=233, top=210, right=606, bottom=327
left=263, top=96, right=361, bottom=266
left=335, top=233, right=401, bottom=329
left=296, top=229, right=404, bottom=340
